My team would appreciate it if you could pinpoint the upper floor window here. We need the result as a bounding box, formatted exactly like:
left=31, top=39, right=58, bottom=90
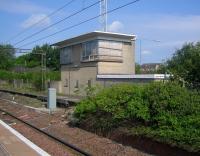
left=60, top=46, right=72, bottom=64
left=98, top=40, right=122, bottom=57
left=82, top=40, right=98, bottom=61
left=81, top=40, right=123, bottom=62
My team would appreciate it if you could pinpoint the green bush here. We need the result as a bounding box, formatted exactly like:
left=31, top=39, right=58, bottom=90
left=75, top=84, right=152, bottom=122
left=74, top=82, right=200, bottom=152
left=144, top=83, right=200, bottom=123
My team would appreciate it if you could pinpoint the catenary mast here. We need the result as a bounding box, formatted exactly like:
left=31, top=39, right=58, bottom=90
left=100, top=0, right=107, bottom=32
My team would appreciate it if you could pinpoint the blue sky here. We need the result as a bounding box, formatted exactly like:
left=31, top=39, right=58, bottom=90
left=0, top=0, right=199, bottom=63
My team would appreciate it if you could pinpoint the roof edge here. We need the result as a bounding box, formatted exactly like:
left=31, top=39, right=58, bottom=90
left=93, top=31, right=136, bottom=37
left=51, top=31, right=136, bottom=46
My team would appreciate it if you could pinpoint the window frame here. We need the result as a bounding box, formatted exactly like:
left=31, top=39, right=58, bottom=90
left=60, top=46, right=72, bottom=65
left=81, top=40, right=98, bottom=61
left=81, top=39, right=123, bottom=62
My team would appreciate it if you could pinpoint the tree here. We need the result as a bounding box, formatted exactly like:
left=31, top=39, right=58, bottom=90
left=156, top=63, right=167, bottom=74
left=40, top=44, right=60, bottom=71
left=0, top=44, right=15, bottom=70
left=32, top=44, right=60, bottom=70
left=166, top=42, right=200, bottom=89
left=135, top=63, right=141, bottom=74
left=15, top=44, right=60, bottom=70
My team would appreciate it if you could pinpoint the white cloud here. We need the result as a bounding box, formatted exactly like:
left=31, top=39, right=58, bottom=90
left=144, top=14, right=200, bottom=32
left=120, top=14, right=200, bottom=62
left=0, top=0, right=50, bottom=14
left=108, top=21, right=124, bottom=32
left=142, top=50, right=152, bottom=55
left=21, top=14, right=51, bottom=28
left=122, top=14, right=200, bottom=41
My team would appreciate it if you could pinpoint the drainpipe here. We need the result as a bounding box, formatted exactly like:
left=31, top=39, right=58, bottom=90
left=69, top=68, right=71, bottom=96
left=131, top=37, right=136, bottom=74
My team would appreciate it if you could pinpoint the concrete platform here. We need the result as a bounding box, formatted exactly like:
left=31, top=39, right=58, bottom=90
left=0, top=120, right=50, bottom=156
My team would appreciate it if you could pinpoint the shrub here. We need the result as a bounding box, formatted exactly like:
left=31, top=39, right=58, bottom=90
left=74, top=82, right=200, bottom=151
left=75, top=84, right=150, bottom=130
left=144, top=82, right=200, bottom=123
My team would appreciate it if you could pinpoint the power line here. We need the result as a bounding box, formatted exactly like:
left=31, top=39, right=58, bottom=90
left=18, top=0, right=141, bottom=48
left=6, top=0, right=76, bottom=43
left=13, top=0, right=102, bottom=46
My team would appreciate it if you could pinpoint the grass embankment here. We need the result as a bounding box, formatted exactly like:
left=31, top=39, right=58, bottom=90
left=74, top=82, right=200, bottom=153
left=0, top=70, right=60, bottom=91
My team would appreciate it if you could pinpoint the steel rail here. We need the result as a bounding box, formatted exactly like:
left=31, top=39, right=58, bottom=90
left=0, top=107, right=91, bottom=156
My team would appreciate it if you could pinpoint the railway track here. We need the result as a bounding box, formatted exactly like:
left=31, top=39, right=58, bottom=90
left=0, top=89, right=79, bottom=106
left=0, top=98, right=91, bottom=156
left=0, top=95, right=150, bottom=156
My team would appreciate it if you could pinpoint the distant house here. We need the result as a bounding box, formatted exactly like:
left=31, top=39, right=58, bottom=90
left=141, top=63, right=161, bottom=74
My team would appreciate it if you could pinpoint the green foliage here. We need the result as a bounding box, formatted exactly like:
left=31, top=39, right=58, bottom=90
left=135, top=63, right=141, bottom=74
left=32, top=44, right=60, bottom=70
left=46, top=71, right=61, bottom=80
left=84, top=84, right=103, bottom=98
left=75, top=99, right=97, bottom=119
left=75, top=84, right=150, bottom=131
left=0, top=44, right=15, bottom=70
left=0, top=70, right=27, bottom=80
left=15, top=44, right=60, bottom=70
left=165, top=42, right=200, bottom=89
left=0, top=70, right=60, bottom=90
left=156, top=63, right=167, bottom=74
left=15, top=54, right=40, bottom=68
left=74, top=82, right=200, bottom=151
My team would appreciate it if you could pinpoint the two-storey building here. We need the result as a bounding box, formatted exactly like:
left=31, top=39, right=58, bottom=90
left=52, top=31, right=136, bottom=95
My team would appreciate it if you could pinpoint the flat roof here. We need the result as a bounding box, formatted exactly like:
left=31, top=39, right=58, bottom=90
left=51, top=31, right=136, bottom=47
